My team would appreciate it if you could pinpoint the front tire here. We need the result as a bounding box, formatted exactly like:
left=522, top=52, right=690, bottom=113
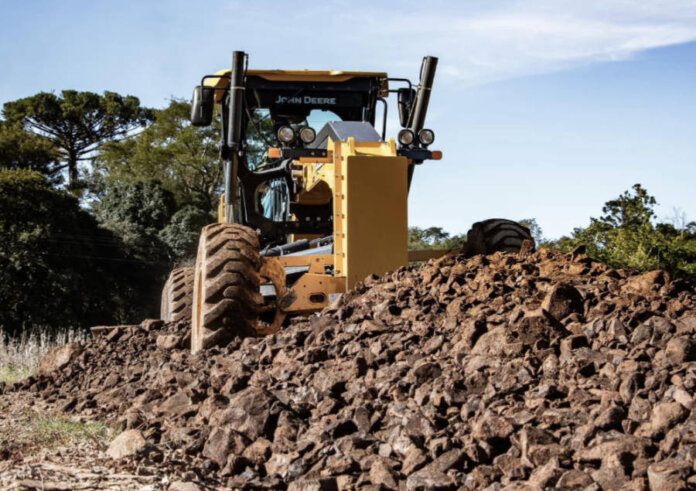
left=466, top=219, right=535, bottom=255
left=191, top=223, right=262, bottom=354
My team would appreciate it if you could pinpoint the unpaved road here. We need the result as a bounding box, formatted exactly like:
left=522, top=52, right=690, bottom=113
left=0, top=392, right=166, bottom=490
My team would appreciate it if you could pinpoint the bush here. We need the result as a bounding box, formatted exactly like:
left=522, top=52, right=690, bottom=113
left=159, top=205, right=213, bottom=262
left=0, top=170, right=145, bottom=336
left=551, top=184, right=696, bottom=284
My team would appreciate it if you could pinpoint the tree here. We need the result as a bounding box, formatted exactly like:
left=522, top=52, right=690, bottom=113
left=408, top=226, right=467, bottom=251
left=159, top=205, right=212, bottom=262
left=91, top=100, right=278, bottom=212
left=92, top=180, right=181, bottom=311
left=0, top=170, right=143, bottom=335
left=551, top=184, right=696, bottom=284
left=91, top=99, right=222, bottom=213
left=93, top=180, right=176, bottom=264
left=3, top=91, right=152, bottom=188
left=0, top=122, right=59, bottom=182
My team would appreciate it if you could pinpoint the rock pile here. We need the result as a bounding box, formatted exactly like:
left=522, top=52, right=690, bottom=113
left=16, top=248, right=696, bottom=489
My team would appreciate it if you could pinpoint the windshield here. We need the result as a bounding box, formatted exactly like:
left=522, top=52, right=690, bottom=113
left=303, top=109, right=340, bottom=130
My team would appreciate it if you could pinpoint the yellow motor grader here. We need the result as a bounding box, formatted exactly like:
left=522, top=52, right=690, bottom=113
left=160, top=51, right=532, bottom=353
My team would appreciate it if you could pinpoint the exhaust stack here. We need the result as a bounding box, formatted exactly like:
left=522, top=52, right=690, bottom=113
left=408, top=56, right=438, bottom=135
left=225, top=50, right=246, bottom=223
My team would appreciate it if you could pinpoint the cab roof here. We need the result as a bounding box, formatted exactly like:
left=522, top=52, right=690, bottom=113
left=205, top=69, right=389, bottom=101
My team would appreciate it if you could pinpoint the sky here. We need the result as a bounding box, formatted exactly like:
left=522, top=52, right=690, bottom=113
left=1, top=0, right=695, bottom=239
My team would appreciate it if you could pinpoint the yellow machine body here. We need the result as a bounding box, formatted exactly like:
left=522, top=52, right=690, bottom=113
left=217, top=137, right=412, bottom=326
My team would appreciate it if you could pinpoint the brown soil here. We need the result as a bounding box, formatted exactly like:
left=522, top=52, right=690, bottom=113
left=6, top=247, right=696, bottom=489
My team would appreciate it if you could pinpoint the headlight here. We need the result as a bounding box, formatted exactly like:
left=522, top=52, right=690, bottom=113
left=277, top=125, right=295, bottom=143
left=298, top=126, right=316, bottom=144
left=398, top=129, right=415, bottom=146
left=418, top=129, right=435, bottom=146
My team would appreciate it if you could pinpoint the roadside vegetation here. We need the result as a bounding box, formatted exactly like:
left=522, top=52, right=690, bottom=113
left=25, top=414, right=111, bottom=448
left=0, top=400, right=112, bottom=461
left=0, top=327, right=86, bottom=387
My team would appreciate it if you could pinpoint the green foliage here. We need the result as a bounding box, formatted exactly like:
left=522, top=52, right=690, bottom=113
left=0, top=170, right=143, bottom=336
left=92, top=181, right=211, bottom=312
left=3, top=91, right=152, bottom=188
left=92, top=180, right=177, bottom=313
left=90, top=99, right=220, bottom=265
left=0, top=122, right=61, bottom=187
left=159, top=205, right=212, bottom=262
left=92, top=99, right=221, bottom=212
left=408, top=226, right=467, bottom=251
left=94, top=180, right=175, bottom=261
left=551, top=184, right=696, bottom=284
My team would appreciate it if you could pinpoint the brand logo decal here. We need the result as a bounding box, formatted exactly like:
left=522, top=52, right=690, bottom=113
left=274, top=95, right=337, bottom=105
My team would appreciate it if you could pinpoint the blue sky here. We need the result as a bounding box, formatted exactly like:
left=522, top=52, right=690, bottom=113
left=1, top=0, right=695, bottom=239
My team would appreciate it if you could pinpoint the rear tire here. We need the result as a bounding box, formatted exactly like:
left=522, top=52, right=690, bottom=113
left=191, top=223, right=262, bottom=353
left=160, top=267, right=194, bottom=323
left=467, top=219, right=535, bottom=255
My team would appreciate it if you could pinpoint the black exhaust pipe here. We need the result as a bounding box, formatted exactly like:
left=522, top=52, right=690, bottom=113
left=407, top=55, right=438, bottom=188
left=408, top=56, right=438, bottom=135
left=224, top=50, right=246, bottom=223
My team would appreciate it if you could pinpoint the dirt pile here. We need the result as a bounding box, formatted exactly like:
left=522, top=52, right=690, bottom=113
left=15, top=247, right=696, bottom=489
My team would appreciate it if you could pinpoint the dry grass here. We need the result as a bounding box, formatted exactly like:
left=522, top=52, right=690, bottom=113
left=0, top=391, right=115, bottom=463
left=0, top=410, right=112, bottom=453
left=0, top=327, right=87, bottom=386
left=26, top=413, right=112, bottom=447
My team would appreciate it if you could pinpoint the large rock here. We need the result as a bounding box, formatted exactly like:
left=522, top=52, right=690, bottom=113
left=168, top=482, right=201, bottom=491
left=647, top=459, right=691, bottom=491
left=406, top=467, right=456, bottom=490
left=202, top=426, right=248, bottom=467
left=665, top=336, right=696, bottom=364
left=636, top=402, right=688, bottom=438
left=106, top=429, right=147, bottom=459
left=213, top=387, right=277, bottom=440
left=369, top=457, right=398, bottom=489
left=156, top=390, right=196, bottom=418
left=36, top=342, right=82, bottom=377
left=625, top=269, right=669, bottom=294
left=541, top=283, right=584, bottom=321
left=156, top=334, right=182, bottom=350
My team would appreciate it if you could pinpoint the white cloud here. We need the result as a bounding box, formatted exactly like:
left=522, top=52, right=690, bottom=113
left=234, top=0, right=696, bottom=86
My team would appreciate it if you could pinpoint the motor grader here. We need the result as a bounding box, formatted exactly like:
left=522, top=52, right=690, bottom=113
left=160, top=51, right=533, bottom=353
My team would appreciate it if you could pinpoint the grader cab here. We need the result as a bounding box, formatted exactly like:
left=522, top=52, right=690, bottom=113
left=160, top=51, right=533, bottom=353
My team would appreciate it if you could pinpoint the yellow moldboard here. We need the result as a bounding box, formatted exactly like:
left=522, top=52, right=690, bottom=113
left=339, top=153, right=409, bottom=289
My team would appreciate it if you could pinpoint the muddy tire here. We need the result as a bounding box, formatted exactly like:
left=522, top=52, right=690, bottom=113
left=191, top=223, right=262, bottom=353
left=466, top=219, right=535, bottom=255
left=160, top=267, right=194, bottom=323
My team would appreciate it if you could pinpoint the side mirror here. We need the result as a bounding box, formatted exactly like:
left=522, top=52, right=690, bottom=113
left=397, top=88, right=416, bottom=128
left=190, top=86, right=214, bottom=126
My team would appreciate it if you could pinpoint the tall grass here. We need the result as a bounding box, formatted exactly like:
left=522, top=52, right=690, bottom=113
left=0, top=326, right=88, bottom=386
